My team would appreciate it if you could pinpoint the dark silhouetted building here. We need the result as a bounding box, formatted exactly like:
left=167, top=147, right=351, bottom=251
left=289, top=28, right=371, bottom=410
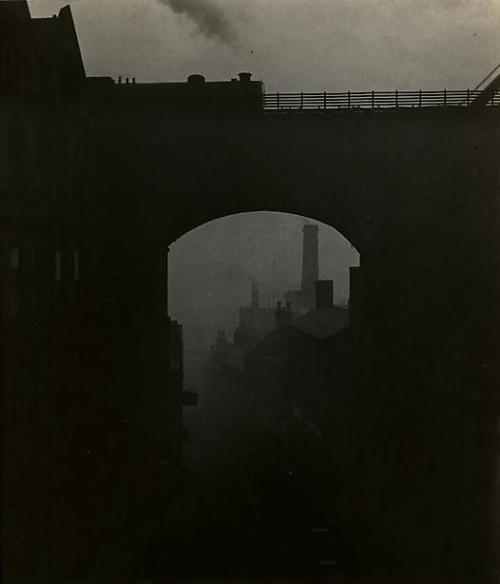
left=209, top=281, right=277, bottom=382
left=245, top=278, right=358, bottom=549
left=1, top=3, right=186, bottom=580
left=235, top=281, right=276, bottom=348
left=87, top=70, right=264, bottom=113
left=1, top=3, right=96, bottom=579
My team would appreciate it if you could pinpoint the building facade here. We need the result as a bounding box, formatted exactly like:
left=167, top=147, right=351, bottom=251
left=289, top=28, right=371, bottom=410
left=1, top=3, right=186, bottom=580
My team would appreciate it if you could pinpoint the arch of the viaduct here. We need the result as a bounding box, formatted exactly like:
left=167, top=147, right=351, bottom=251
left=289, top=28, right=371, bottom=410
left=94, top=104, right=499, bottom=270
left=91, top=102, right=499, bottom=405
left=167, top=208, right=360, bottom=259
left=90, top=104, right=500, bottom=393
left=87, top=97, right=500, bottom=580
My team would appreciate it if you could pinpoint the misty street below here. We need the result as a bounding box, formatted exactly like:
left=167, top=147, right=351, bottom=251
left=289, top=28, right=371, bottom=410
left=145, top=354, right=349, bottom=583
left=146, top=219, right=362, bottom=583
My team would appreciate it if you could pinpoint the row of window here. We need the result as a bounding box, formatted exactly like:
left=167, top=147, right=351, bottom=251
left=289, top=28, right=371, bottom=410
left=4, top=124, right=79, bottom=194
left=9, top=247, right=80, bottom=281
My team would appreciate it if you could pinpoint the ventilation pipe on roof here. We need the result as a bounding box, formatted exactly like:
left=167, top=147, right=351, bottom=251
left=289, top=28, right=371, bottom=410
left=238, top=72, right=252, bottom=82
left=188, top=74, right=206, bottom=84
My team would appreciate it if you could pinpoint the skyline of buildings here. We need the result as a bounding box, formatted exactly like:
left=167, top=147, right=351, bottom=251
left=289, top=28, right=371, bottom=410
left=169, top=216, right=358, bottom=352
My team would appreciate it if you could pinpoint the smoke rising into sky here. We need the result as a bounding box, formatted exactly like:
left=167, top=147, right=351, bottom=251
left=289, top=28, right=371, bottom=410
left=156, top=0, right=235, bottom=44
left=23, top=0, right=499, bottom=346
left=28, top=0, right=499, bottom=90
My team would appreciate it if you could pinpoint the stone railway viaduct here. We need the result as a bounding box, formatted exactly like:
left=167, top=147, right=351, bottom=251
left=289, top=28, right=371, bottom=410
left=86, top=77, right=500, bottom=580
left=2, top=2, right=500, bottom=578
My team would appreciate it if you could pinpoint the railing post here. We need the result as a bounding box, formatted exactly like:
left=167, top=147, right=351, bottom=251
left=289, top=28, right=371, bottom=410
left=277, top=92, right=280, bottom=111
left=443, top=88, right=447, bottom=107
left=300, top=92, right=303, bottom=110
left=347, top=91, right=351, bottom=109
left=467, top=88, right=470, bottom=106
left=323, top=91, right=327, bottom=111
left=419, top=89, right=422, bottom=108
left=395, top=90, right=399, bottom=108
left=371, top=90, right=375, bottom=109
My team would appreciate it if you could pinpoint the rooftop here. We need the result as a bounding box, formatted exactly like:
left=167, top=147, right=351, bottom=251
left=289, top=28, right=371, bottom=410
left=293, top=306, right=349, bottom=340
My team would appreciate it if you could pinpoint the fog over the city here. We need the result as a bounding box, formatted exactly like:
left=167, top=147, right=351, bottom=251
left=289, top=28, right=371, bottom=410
left=28, top=0, right=499, bottom=91
left=168, top=213, right=359, bottom=352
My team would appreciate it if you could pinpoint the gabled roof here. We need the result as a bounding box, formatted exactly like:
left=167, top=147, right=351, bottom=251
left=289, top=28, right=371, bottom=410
left=32, top=6, right=86, bottom=80
left=246, top=306, right=350, bottom=361
left=246, top=325, right=314, bottom=360
left=293, top=306, right=349, bottom=340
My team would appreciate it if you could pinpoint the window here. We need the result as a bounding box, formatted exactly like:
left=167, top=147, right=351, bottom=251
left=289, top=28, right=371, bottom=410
left=55, top=250, right=61, bottom=281
left=73, top=250, right=80, bottom=280
left=10, top=247, right=20, bottom=268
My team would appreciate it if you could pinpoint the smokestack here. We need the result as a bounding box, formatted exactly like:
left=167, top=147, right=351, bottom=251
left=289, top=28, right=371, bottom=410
left=301, top=224, right=319, bottom=304
left=315, top=280, right=334, bottom=310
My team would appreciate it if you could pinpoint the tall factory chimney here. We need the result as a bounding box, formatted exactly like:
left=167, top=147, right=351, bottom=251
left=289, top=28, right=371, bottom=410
left=301, top=224, right=319, bottom=307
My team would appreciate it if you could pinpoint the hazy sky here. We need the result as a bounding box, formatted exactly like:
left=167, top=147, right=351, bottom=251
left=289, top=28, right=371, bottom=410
left=28, top=0, right=499, bottom=91
left=25, top=0, right=499, bottom=352
left=168, top=213, right=359, bottom=351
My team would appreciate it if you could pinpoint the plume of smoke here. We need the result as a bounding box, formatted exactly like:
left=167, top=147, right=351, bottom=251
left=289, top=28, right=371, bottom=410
left=156, top=0, right=235, bottom=44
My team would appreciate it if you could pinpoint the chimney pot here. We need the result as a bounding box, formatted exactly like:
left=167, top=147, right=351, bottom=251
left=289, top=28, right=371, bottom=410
left=238, top=72, right=252, bottom=82
left=188, top=74, right=206, bottom=84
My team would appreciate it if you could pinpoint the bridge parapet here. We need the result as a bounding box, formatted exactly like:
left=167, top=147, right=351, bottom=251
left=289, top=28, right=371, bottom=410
left=263, top=88, right=500, bottom=112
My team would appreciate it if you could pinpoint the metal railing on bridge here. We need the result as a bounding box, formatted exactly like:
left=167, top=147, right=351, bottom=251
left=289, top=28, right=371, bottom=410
left=262, top=89, right=500, bottom=112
